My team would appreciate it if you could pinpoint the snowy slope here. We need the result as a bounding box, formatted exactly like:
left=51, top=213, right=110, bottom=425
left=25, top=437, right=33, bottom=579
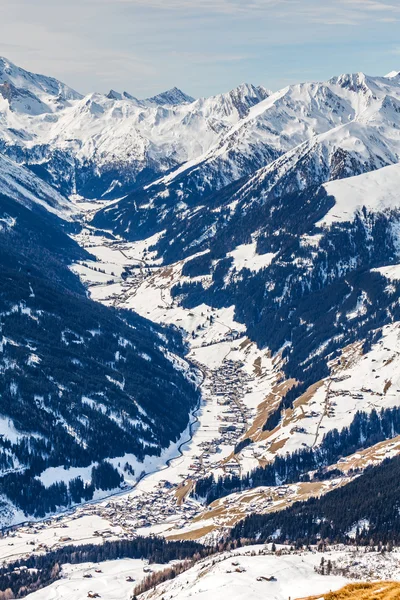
left=158, top=71, right=400, bottom=194
left=0, top=153, right=72, bottom=217
left=245, top=321, right=400, bottom=464
left=41, top=83, right=269, bottom=174
left=0, top=56, right=82, bottom=114
left=319, top=163, right=400, bottom=226
left=25, top=558, right=166, bottom=600
left=137, top=545, right=400, bottom=600
left=26, top=545, right=400, bottom=600
left=144, top=546, right=400, bottom=600
left=146, top=86, right=195, bottom=105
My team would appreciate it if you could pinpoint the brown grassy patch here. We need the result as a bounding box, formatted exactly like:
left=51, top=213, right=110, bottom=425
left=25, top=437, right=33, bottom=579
left=384, top=356, right=394, bottom=367
left=175, top=480, right=194, bottom=505
left=248, top=378, right=296, bottom=441
left=383, top=380, right=392, bottom=395
left=294, top=380, right=324, bottom=411
left=253, top=357, right=262, bottom=377
left=159, top=267, right=174, bottom=279
left=239, top=338, right=252, bottom=350
left=171, top=477, right=351, bottom=539
left=268, top=437, right=289, bottom=454
left=329, top=434, right=400, bottom=473
left=298, top=581, right=400, bottom=600
left=166, top=524, right=215, bottom=541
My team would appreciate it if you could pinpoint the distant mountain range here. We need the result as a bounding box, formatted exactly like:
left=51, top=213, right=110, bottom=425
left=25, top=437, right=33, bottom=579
left=0, top=57, right=271, bottom=199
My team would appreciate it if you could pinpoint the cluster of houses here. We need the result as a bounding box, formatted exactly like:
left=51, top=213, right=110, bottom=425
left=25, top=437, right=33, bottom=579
left=208, top=359, right=253, bottom=444
left=64, top=480, right=201, bottom=536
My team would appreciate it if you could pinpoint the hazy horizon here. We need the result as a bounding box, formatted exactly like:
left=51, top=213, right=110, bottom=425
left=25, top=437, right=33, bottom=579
left=1, top=0, right=399, bottom=98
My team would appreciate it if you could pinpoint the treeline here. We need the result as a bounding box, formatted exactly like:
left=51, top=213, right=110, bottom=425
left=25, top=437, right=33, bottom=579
left=192, top=406, right=400, bottom=504
left=0, top=536, right=211, bottom=598
left=0, top=461, right=123, bottom=517
left=229, top=454, right=400, bottom=546
left=133, top=559, right=194, bottom=597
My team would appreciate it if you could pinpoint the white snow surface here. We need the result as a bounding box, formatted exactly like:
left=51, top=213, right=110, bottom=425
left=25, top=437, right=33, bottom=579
left=319, top=162, right=400, bottom=227
left=139, top=546, right=347, bottom=600
left=374, top=263, right=400, bottom=281
left=0, top=153, right=72, bottom=218
left=228, top=242, right=275, bottom=273
left=138, top=546, right=400, bottom=600
left=19, top=545, right=400, bottom=600
left=25, top=558, right=165, bottom=600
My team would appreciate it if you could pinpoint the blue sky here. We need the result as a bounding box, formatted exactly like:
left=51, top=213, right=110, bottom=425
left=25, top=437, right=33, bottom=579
left=1, top=0, right=400, bottom=97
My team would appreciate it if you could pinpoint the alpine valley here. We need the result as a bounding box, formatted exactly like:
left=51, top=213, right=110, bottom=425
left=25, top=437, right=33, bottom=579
left=1, top=57, right=400, bottom=599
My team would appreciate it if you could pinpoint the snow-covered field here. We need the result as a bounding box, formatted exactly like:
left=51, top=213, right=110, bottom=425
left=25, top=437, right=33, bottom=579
left=26, top=557, right=165, bottom=600
left=320, top=163, right=400, bottom=227
left=18, top=544, right=400, bottom=600
left=138, top=545, right=400, bottom=600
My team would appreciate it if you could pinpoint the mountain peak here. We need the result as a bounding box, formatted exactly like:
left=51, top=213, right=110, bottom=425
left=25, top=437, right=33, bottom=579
left=106, top=89, right=123, bottom=100
left=106, top=89, right=138, bottom=102
left=229, top=82, right=271, bottom=100
left=146, top=87, right=195, bottom=106
left=0, top=56, right=82, bottom=105
left=223, top=82, right=271, bottom=118
left=329, top=71, right=370, bottom=93
left=385, top=70, right=400, bottom=79
left=0, top=56, right=12, bottom=73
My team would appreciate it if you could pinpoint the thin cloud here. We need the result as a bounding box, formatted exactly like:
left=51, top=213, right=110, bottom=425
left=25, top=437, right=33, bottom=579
left=169, top=51, right=253, bottom=64
left=88, top=0, right=400, bottom=22
left=0, top=0, right=399, bottom=96
left=340, top=0, right=400, bottom=11
left=87, top=0, right=288, bottom=13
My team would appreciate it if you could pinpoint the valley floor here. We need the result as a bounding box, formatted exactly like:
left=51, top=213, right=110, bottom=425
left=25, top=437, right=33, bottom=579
left=3, top=200, right=400, bottom=598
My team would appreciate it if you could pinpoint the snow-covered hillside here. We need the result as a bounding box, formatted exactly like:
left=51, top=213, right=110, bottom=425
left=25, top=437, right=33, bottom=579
left=0, top=57, right=82, bottom=114
left=0, top=58, right=271, bottom=197
left=0, top=152, right=72, bottom=218
left=320, top=163, right=400, bottom=226
left=138, top=545, right=400, bottom=600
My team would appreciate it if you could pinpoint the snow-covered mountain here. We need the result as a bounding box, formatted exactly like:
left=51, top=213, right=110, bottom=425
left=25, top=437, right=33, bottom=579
left=106, top=86, right=195, bottom=106
left=0, top=58, right=271, bottom=198
left=145, top=86, right=195, bottom=106
left=0, top=56, right=82, bottom=114
left=0, top=152, right=72, bottom=217
left=95, top=71, right=400, bottom=246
